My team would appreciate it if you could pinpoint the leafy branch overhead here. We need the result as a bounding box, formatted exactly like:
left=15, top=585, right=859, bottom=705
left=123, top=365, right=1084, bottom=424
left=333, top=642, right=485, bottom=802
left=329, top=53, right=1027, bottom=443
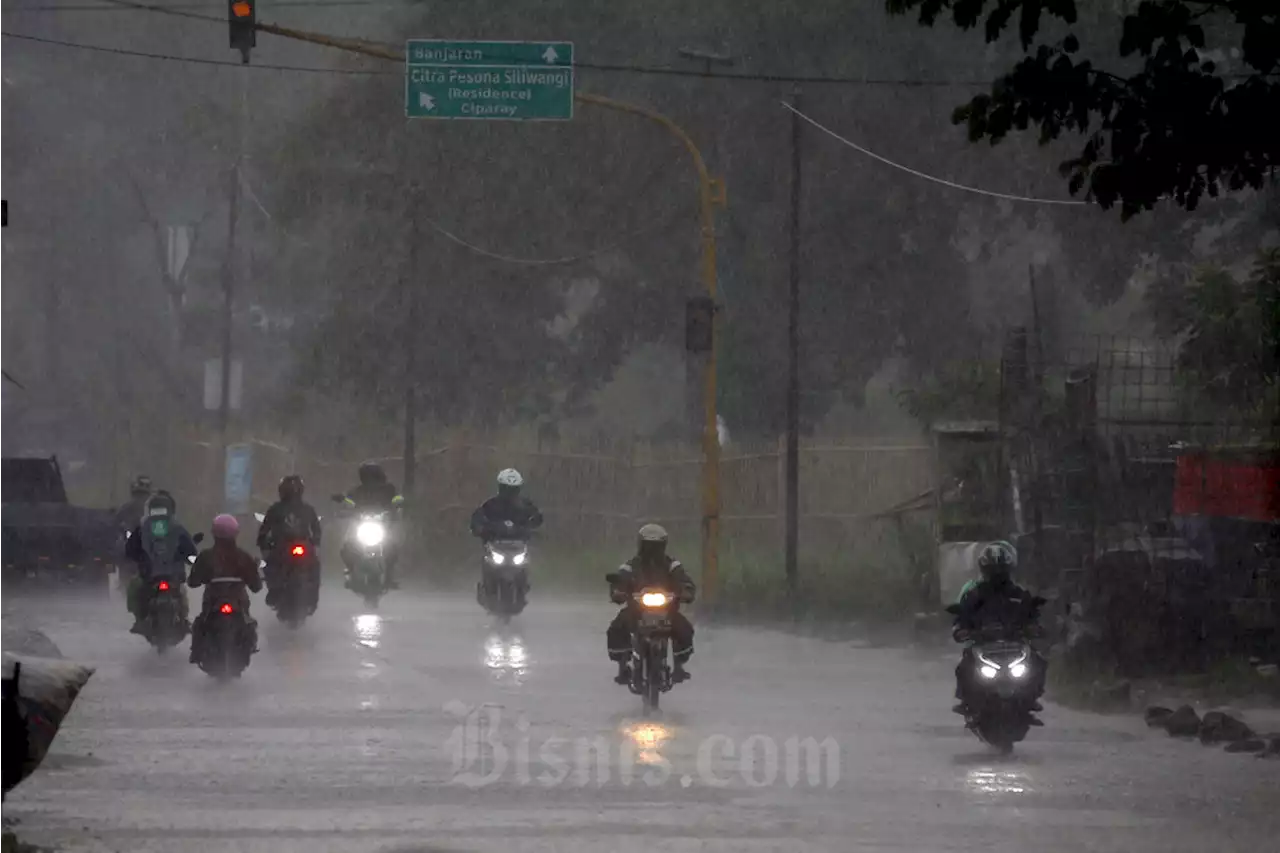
left=886, top=1, right=1280, bottom=218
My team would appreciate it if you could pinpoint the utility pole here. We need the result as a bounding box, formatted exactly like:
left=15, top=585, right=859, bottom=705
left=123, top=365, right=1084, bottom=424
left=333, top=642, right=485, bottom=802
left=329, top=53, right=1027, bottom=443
left=402, top=180, right=422, bottom=499
left=784, top=86, right=803, bottom=598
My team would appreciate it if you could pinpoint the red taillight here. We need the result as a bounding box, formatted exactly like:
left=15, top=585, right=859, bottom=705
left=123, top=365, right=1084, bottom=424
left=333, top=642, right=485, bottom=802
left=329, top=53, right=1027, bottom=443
left=219, top=603, right=234, bottom=614
left=291, top=544, right=306, bottom=557
left=157, top=580, right=170, bottom=591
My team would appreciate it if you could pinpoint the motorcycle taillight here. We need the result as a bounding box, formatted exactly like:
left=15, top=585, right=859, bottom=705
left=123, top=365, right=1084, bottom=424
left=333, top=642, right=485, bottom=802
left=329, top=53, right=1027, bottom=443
left=219, top=603, right=234, bottom=614
left=291, top=544, right=306, bottom=557
left=157, top=580, right=170, bottom=591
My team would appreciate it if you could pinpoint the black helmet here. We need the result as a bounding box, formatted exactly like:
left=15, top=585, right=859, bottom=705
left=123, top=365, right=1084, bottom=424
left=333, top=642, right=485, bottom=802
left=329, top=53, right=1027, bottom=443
left=279, top=475, right=304, bottom=501
left=358, top=461, right=386, bottom=486
left=145, top=490, right=176, bottom=517
left=130, top=475, right=153, bottom=496
left=978, top=541, right=1016, bottom=582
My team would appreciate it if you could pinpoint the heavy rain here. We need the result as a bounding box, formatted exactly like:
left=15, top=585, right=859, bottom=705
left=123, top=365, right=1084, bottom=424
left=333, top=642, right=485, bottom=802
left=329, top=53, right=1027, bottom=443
left=3, top=1, right=1279, bottom=851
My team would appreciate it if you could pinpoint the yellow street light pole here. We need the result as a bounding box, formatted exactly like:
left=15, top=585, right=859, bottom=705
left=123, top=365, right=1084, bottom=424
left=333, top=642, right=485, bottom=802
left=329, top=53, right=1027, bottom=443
left=573, top=93, right=724, bottom=604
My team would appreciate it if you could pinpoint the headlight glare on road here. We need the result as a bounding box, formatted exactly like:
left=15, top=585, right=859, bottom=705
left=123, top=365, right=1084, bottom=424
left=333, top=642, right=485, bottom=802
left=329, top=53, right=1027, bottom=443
left=356, top=520, right=385, bottom=547
left=979, top=665, right=999, bottom=680
left=1009, top=662, right=1028, bottom=679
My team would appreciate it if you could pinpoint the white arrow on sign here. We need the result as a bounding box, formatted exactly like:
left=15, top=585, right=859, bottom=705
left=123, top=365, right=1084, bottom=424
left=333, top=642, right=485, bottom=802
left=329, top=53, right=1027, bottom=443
left=419, top=92, right=436, bottom=111
left=542, top=46, right=558, bottom=64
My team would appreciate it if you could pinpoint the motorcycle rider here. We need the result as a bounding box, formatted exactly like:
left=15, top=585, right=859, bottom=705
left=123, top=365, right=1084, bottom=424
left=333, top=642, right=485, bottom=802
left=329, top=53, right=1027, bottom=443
left=113, top=475, right=153, bottom=585
left=470, top=468, right=544, bottom=601
left=257, top=475, right=323, bottom=611
left=113, top=474, right=153, bottom=533
left=123, top=490, right=196, bottom=635
left=188, top=514, right=263, bottom=664
left=340, top=461, right=404, bottom=589
left=469, top=468, right=544, bottom=540
left=606, top=524, right=696, bottom=685
left=951, top=541, right=1046, bottom=717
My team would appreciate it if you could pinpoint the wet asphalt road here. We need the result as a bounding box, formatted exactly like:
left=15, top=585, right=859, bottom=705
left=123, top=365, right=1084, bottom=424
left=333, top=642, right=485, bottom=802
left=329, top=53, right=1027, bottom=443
left=4, top=583, right=1280, bottom=853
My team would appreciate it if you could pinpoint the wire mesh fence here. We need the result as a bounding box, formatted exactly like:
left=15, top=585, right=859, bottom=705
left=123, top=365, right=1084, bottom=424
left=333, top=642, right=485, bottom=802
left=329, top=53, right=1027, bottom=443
left=1005, top=333, right=1279, bottom=673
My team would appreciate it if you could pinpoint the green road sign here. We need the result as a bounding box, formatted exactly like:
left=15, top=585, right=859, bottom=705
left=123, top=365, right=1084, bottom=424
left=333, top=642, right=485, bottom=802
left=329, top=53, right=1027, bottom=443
left=406, top=40, right=574, bottom=120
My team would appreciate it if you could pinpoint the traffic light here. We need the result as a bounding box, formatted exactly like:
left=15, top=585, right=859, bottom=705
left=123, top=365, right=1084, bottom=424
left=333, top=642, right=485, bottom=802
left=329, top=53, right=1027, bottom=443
left=685, top=295, right=716, bottom=354
left=228, top=0, right=256, bottom=63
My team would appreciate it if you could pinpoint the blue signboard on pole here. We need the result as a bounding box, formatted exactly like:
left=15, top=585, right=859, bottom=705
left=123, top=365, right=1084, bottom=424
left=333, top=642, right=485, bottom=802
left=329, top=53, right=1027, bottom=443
left=224, top=443, right=253, bottom=515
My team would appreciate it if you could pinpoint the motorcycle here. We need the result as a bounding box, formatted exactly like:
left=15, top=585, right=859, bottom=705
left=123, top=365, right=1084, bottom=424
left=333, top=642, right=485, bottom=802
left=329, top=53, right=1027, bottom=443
left=608, top=574, right=689, bottom=713
left=192, top=577, right=258, bottom=680
left=478, top=521, right=530, bottom=619
left=946, top=595, right=1047, bottom=753
left=253, top=513, right=319, bottom=629
left=140, top=532, right=202, bottom=653
left=144, top=574, right=188, bottom=653
left=333, top=496, right=393, bottom=609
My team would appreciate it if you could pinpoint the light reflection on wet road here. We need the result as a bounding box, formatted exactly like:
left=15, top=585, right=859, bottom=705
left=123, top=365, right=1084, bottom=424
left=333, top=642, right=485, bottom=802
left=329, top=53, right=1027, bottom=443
left=4, top=587, right=1279, bottom=852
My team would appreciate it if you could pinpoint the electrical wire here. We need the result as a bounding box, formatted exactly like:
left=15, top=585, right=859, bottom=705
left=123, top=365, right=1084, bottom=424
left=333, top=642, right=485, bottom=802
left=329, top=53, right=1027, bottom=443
left=782, top=101, right=1090, bottom=206
left=9, top=0, right=988, bottom=87
left=1, top=30, right=392, bottom=72
left=6, top=0, right=410, bottom=9
left=2, top=27, right=989, bottom=85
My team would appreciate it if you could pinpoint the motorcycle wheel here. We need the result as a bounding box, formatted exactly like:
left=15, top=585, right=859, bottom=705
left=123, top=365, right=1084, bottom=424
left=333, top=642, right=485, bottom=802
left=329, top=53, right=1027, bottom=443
left=643, top=645, right=662, bottom=713
left=976, top=712, right=1025, bottom=754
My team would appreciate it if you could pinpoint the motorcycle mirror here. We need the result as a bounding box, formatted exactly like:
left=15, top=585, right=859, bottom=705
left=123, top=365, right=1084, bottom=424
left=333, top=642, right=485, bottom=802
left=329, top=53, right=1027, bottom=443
left=331, top=494, right=345, bottom=504
left=254, top=512, right=265, bottom=523
left=192, top=532, right=205, bottom=545
left=187, top=555, right=197, bottom=565
left=605, top=572, right=620, bottom=584
left=944, top=603, right=962, bottom=616
left=1031, top=595, right=1047, bottom=607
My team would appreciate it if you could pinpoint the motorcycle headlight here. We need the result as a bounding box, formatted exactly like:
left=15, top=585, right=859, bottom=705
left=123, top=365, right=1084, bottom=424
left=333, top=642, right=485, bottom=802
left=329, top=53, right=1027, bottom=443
left=489, top=550, right=506, bottom=565
left=356, top=520, right=386, bottom=547
left=512, top=550, right=527, bottom=566
left=1009, top=662, right=1028, bottom=679
left=641, top=591, right=668, bottom=608
left=979, top=665, right=999, bottom=680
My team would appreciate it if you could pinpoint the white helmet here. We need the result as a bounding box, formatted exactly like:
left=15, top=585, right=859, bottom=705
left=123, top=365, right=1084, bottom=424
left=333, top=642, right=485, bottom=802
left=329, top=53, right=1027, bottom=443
left=497, top=468, right=524, bottom=488
left=638, top=523, right=668, bottom=543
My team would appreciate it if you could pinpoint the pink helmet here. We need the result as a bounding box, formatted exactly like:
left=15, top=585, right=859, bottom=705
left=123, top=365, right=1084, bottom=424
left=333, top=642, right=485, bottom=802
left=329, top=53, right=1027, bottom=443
left=212, top=513, right=240, bottom=540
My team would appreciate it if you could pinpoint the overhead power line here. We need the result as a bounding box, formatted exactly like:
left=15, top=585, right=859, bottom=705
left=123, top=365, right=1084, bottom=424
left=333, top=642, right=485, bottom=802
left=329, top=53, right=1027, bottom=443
left=781, top=102, right=1090, bottom=207
left=8, top=0, right=989, bottom=87
left=2, top=30, right=391, bottom=73
left=1, top=27, right=988, bottom=85
left=7, top=0, right=413, bottom=9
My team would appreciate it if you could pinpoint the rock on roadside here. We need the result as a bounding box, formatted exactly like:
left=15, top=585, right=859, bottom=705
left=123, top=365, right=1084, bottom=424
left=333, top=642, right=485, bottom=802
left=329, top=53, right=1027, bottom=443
left=1163, top=705, right=1202, bottom=737
left=0, top=625, right=63, bottom=660
left=1199, top=710, right=1255, bottom=745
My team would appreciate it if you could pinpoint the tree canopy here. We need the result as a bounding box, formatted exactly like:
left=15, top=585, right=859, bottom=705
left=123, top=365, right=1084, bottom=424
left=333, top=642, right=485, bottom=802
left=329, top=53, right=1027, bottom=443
left=1146, top=248, right=1280, bottom=417
left=887, top=1, right=1280, bottom=218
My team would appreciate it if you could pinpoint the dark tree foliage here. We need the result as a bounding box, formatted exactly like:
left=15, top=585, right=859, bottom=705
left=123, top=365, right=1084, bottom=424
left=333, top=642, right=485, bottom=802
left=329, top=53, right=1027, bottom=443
left=1146, top=248, right=1280, bottom=414
left=886, top=1, right=1280, bottom=219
